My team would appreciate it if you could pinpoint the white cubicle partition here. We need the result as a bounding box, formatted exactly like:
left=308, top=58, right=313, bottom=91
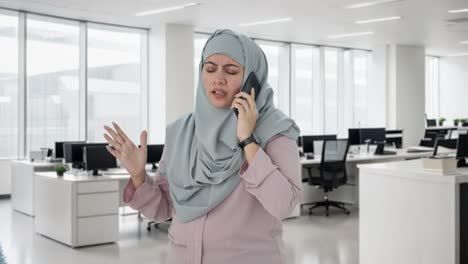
left=358, top=159, right=468, bottom=264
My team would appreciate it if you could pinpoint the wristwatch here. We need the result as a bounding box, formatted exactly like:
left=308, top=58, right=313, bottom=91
left=238, top=134, right=260, bottom=149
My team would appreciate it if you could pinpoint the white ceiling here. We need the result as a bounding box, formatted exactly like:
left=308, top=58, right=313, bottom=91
left=1, top=0, right=468, bottom=56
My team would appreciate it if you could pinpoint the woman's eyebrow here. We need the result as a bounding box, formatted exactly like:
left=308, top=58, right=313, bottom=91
left=204, top=61, right=240, bottom=68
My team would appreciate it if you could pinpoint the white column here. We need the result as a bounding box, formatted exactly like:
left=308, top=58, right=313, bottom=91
left=387, top=44, right=426, bottom=147
left=148, top=23, right=194, bottom=144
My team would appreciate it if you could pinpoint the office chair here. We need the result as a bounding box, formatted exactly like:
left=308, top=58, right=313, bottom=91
left=419, top=131, right=445, bottom=147
left=303, top=139, right=351, bottom=216
left=433, top=138, right=458, bottom=156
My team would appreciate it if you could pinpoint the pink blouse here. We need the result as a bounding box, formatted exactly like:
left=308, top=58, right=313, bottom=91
left=123, top=135, right=302, bottom=264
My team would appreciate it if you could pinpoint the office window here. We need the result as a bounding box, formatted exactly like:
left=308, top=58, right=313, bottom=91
left=256, top=40, right=290, bottom=115
left=425, top=56, right=439, bottom=119
left=291, top=44, right=322, bottom=135
left=324, top=48, right=339, bottom=134
left=0, top=12, right=18, bottom=158
left=87, top=24, right=145, bottom=143
left=26, top=15, right=80, bottom=151
left=194, top=34, right=209, bottom=97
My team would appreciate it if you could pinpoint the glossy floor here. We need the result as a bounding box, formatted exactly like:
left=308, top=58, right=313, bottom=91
left=0, top=200, right=358, bottom=264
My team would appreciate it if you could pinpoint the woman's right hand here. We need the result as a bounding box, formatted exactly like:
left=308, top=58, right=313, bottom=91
left=103, top=122, right=147, bottom=188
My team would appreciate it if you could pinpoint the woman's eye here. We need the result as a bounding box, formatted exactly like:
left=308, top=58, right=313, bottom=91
left=226, top=70, right=239, bottom=75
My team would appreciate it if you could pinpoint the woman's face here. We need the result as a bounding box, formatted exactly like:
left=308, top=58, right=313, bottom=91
left=202, top=53, right=244, bottom=109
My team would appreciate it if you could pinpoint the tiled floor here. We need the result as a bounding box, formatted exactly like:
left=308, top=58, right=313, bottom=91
left=0, top=199, right=358, bottom=264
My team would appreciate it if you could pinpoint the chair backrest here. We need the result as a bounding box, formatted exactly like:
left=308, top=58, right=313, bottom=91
left=427, top=119, right=437, bottom=127
left=321, top=139, right=350, bottom=163
left=420, top=131, right=445, bottom=147
left=433, top=138, right=458, bottom=156
left=319, top=139, right=350, bottom=191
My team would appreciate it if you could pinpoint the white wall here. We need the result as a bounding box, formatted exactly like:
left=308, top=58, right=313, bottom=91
left=439, top=57, right=468, bottom=122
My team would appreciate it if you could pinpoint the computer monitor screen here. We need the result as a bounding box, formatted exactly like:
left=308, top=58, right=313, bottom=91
left=348, top=129, right=361, bottom=145
left=84, top=146, right=117, bottom=175
left=147, top=144, right=164, bottom=164
left=302, top=135, right=337, bottom=153
left=360, top=128, right=386, bottom=144
left=63, top=143, right=109, bottom=164
left=55, top=141, right=84, bottom=158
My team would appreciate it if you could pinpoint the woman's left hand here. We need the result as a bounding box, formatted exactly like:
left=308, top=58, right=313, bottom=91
left=231, top=88, right=258, bottom=142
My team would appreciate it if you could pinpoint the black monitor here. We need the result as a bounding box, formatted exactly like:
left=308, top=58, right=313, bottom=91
left=348, top=129, right=361, bottom=145
left=147, top=144, right=164, bottom=170
left=360, top=128, right=386, bottom=144
left=55, top=141, right=84, bottom=158
left=84, top=145, right=117, bottom=176
left=302, top=135, right=337, bottom=153
left=427, top=119, right=437, bottom=127
left=457, top=134, right=468, bottom=167
left=64, top=142, right=109, bottom=168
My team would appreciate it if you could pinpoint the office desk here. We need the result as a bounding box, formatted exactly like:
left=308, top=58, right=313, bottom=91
left=10, top=160, right=58, bottom=216
left=300, top=148, right=446, bottom=206
left=358, top=159, right=468, bottom=264
left=34, top=172, right=131, bottom=247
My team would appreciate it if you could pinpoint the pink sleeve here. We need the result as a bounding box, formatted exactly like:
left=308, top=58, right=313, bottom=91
left=123, top=146, right=173, bottom=223
left=239, top=135, right=303, bottom=220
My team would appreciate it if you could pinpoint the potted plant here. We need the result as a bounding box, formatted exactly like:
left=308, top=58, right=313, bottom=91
left=55, top=164, right=68, bottom=176
left=438, top=117, right=446, bottom=126
left=461, top=118, right=468, bottom=126
left=454, top=118, right=460, bottom=126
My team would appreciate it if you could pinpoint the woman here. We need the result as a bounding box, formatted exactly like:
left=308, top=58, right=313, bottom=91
left=103, top=29, right=302, bottom=264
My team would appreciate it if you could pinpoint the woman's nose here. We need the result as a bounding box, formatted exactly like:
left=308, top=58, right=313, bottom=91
left=212, top=71, right=227, bottom=85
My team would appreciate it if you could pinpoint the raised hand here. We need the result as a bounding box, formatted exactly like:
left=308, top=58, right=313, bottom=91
left=103, top=122, right=147, bottom=188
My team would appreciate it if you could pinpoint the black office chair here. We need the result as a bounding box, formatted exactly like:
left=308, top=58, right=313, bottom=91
left=304, top=139, right=350, bottom=216
left=433, top=138, right=458, bottom=156
left=419, top=131, right=445, bottom=147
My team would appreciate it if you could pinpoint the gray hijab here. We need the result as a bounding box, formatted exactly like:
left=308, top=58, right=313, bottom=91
left=160, top=29, right=300, bottom=223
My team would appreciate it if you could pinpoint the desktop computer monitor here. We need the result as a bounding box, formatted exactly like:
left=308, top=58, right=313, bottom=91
left=348, top=129, right=361, bottom=145
left=360, top=128, right=386, bottom=144
left=55, top=141, right=84, bottom=158
left=457, top=134, right=468, bottom=167
left=302, top=135, right=337, bottom=153
left=64, top=142, right=109, bottom=168
left=84, top=145, right=117, bottom=176
left=147, top=144, right=164, bottom=170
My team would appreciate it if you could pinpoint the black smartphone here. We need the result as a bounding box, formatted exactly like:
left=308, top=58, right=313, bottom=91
left=234, top=71, right=262, bottom=117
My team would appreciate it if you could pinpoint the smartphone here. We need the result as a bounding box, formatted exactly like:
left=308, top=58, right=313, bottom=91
left=234, top=71, right=262, bottom=117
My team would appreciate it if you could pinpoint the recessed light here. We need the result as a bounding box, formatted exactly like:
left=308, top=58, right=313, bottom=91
left=460, top=41, right=468, bottom=44
left=238, top=18, right=294, bottom=27
left=328, top=32, right=374, bottom=39
left=346, top=0, right=403, bottom=9
left=448, top=8, right=468, bottom=14
left=135, top=2, right=199, bottom=16
left=447, top=53, right=468, bottom=57
left=356, top=16, right=402, bottom=24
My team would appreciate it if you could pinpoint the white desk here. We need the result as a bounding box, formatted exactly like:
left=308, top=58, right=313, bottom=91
left=299, top=147, right=447, bottom=207
left=34, top=172, right=130, bottom=248
left=10, top=160, right=58, bottom=216
left=358, top=159, right=468, bottom=264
